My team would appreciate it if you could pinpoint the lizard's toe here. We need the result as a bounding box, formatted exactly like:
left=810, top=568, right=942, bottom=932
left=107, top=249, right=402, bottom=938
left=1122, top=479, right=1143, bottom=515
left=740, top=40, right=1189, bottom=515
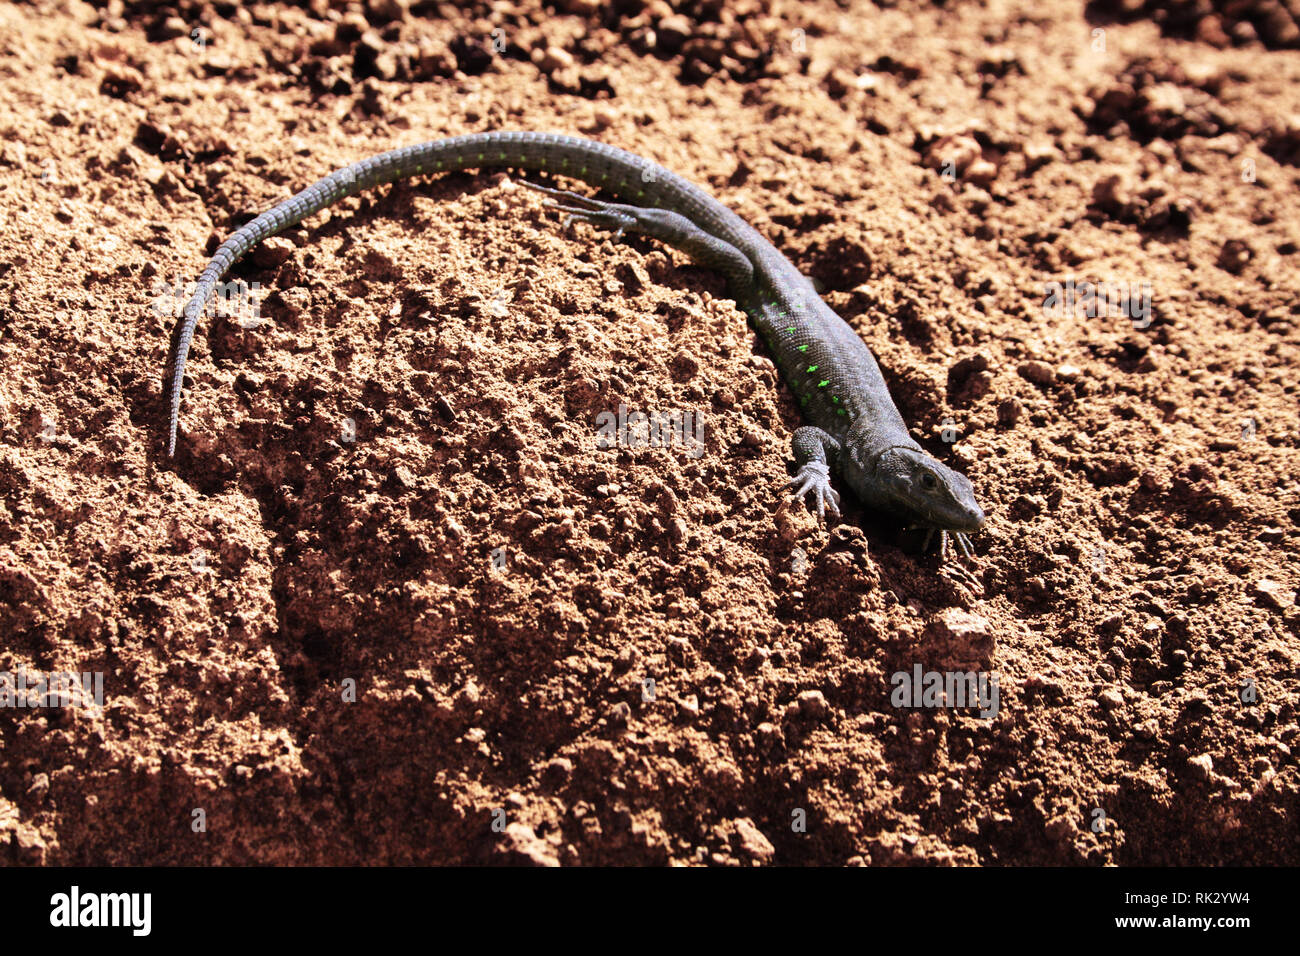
left=954, top=531, right=976, bottom=561
left=822, top=484, right=841, bottom=519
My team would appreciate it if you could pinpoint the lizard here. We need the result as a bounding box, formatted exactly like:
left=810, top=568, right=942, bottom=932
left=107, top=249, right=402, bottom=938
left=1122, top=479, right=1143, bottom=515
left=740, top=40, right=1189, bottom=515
left=163, top=130, right=986, bottom=559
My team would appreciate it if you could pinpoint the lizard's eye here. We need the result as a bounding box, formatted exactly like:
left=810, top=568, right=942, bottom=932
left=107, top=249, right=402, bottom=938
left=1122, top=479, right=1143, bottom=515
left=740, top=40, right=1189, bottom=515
left=919, top=470, right=938, bottom=491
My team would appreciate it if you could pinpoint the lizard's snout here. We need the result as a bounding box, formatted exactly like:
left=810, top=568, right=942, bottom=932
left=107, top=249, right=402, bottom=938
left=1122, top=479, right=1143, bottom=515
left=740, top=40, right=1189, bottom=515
left=948, top=501, right=986, bottom=533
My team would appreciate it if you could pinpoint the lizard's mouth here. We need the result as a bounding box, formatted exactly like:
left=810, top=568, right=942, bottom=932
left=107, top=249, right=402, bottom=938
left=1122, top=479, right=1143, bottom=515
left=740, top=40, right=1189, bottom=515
left=912, top=500, right=985, bottom=534
left=943, top=504, right=986, bottom=533
left=951, top=503, right=987, bottom=533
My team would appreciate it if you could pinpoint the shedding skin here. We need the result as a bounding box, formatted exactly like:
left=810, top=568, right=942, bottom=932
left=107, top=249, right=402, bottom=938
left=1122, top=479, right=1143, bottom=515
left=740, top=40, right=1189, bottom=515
left=163, top=131, right=986, bottom=563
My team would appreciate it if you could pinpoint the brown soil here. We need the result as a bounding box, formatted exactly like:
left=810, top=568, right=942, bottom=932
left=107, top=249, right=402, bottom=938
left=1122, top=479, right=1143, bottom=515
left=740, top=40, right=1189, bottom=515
left=1, top=0, right=1297, bottom=866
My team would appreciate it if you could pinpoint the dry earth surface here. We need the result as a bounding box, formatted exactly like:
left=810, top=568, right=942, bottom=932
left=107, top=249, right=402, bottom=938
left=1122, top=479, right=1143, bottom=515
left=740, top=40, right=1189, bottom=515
left=0, top=0, right=1298, bottom=864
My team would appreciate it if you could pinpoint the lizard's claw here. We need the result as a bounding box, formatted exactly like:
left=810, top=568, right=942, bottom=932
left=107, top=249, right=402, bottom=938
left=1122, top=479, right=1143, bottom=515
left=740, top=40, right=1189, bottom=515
left=918, top=527, right=977, bottom=563
left=787, top=461, right=841, bottom=523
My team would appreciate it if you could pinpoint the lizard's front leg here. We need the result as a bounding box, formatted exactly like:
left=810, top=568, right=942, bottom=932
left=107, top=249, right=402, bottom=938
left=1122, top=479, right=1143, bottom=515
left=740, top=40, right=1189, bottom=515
left=787, top=426, right=842, bottom=522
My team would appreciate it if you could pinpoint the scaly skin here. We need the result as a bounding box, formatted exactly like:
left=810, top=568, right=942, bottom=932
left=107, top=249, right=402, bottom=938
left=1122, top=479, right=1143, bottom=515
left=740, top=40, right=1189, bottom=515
left=164, top=131, right=986, bottom=557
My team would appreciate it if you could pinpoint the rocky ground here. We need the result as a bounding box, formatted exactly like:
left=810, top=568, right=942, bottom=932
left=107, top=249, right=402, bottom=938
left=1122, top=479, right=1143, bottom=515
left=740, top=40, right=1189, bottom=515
left=0, top=0, right=1296, bottom=864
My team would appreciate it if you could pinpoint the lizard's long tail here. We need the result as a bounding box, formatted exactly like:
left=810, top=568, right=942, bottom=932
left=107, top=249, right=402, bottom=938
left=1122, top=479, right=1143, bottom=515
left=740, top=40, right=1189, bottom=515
left=163, top=131, right=751, bottom=457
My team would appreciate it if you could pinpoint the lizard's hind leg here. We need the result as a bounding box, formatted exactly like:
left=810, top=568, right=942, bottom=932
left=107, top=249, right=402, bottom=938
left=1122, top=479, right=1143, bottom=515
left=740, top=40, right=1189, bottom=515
left=523, top=180, right=638, bottom=239
left=520, top=180, right=754, bottom=287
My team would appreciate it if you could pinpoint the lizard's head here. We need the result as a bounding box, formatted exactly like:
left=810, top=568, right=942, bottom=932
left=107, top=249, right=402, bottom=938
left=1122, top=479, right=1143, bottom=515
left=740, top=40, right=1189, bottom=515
left=840, top=441, right=985, bottom=533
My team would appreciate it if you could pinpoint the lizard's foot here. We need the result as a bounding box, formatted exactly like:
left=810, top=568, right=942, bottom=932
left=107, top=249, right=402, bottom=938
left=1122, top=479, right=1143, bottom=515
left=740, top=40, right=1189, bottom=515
left=919, top=528, right=977, bottom=563
left=521, top=180, right=637, bottom=240
left=520, top=179, right=756, bottom=288
left=787, top=460, right=841, bottom=523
